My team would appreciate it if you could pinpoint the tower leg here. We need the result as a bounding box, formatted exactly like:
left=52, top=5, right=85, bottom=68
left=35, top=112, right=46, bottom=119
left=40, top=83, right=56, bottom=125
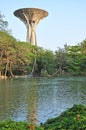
left=26, top=22, right=37, bottom=46
left=31, top=29, right=36, bottom=45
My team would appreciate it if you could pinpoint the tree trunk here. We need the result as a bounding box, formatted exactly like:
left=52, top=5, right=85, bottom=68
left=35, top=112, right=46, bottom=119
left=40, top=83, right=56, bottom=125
left=0, top=71, right=1, bottom=76
left=51, top=69, right=59, bottom=77
left=9, top=62, right=14, bottom=77
left=31, top=58, right=36, bottom=74
left=5, top=62, right=9, bottom=77
left=59, top=66, right=62, bottom=75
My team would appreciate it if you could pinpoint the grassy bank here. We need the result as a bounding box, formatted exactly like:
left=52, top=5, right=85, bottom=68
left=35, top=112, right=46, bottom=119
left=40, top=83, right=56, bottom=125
left=0, top=104, right=86, bottom=130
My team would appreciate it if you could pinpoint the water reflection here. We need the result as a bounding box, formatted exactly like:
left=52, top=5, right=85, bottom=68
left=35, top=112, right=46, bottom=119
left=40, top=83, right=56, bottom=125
left=27, top=80, right=38, bottom=124
left=0, top=79, right=28, bottom=121
left=0, top=77, right=86, bottom=124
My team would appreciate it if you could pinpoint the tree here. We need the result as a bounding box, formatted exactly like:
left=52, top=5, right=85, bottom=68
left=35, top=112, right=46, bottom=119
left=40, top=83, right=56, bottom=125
left=36, top=48, right=56, bottom=76
left=0, top=31, right=17, bottom=77
left=79, top=40, right=86, bottom=75
left=0, top=32, right=30, bottom=78
left=66, top=45, right=83, bottom=75
left=55, top=47, right=68, bottom=75
left=14, top=41, right=30, bottom=75
left=0, top=12, right=8, bottom=31
left=80, top=39, right=86, bottom=55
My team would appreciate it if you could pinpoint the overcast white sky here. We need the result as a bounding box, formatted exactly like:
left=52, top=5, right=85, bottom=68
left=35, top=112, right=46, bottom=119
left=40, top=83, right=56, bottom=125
left=1, top=0, right=86, bottom=51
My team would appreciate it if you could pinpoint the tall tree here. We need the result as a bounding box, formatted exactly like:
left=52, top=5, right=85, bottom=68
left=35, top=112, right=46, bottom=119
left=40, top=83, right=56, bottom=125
left=0, top=12, right=8, bottom=31
left=66, top=45, right=83, bottom=75
left=0, top=32, right=30, bottom=77
left=79, top=40, right=86, bottom=75
left=55, top=47, right=68, bottom=75
left=0, top=31, right=17, bottom=77
left=36, top=48, right=56, bottom=76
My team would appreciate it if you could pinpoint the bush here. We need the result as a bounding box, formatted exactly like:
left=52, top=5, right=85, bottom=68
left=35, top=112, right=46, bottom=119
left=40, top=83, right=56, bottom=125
left=0, top=120, right=44, bottom=130
left=0, top=120, right=28, bottom=130
left=42, top=104, right=86, bottom=130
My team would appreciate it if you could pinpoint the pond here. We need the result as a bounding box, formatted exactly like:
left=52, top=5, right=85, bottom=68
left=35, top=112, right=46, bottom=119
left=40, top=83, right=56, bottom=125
left=0, top=76, right=86, bottom=124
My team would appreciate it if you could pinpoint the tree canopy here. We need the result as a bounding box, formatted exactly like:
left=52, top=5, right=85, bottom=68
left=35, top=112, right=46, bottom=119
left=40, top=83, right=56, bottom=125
left=0, top=12, right=8, bottom=32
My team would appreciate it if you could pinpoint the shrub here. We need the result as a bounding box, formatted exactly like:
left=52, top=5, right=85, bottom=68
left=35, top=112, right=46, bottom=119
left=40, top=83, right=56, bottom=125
left=42, top=104, right=86, bottom=130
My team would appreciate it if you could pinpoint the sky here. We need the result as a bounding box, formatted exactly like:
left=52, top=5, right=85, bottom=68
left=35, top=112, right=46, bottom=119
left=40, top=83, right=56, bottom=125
left=1, top=0, right=86, bottom=51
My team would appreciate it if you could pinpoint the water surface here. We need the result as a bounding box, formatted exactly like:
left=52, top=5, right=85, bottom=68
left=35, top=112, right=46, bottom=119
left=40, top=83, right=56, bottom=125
left=0, top=77, right=86, bottom=124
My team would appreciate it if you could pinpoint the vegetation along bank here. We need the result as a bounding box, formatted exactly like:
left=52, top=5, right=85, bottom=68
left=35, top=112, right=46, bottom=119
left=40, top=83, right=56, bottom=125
left=0, top=105, right=86, bottom=129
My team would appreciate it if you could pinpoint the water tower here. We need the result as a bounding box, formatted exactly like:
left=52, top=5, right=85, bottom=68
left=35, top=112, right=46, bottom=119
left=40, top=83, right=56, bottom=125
left=14, top=8, right=48, bottom=46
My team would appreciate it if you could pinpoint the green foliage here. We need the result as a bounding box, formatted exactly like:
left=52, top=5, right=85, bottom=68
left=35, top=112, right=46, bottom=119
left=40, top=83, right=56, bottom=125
left=55, top=47, right=68, bottom=75
left=0, top=120, right=44, bottom=130
left=43, top=50, right=56, bottom=75
left=0, top=32, right=30, bottom=76
left=0, top=12, right=11, bottom=33
left=14, top=41, right=30, bottom=74
left=0, top=13, right=8, bottom=32
left=42, top=104, right=86, bottom=130
left=0, top=31, right=17, bottom=76
left=0, top=120, right=28, bottom=130
left=26, top=46, right=56, bottom=76
left=66, top=45, right=86, bottom=75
